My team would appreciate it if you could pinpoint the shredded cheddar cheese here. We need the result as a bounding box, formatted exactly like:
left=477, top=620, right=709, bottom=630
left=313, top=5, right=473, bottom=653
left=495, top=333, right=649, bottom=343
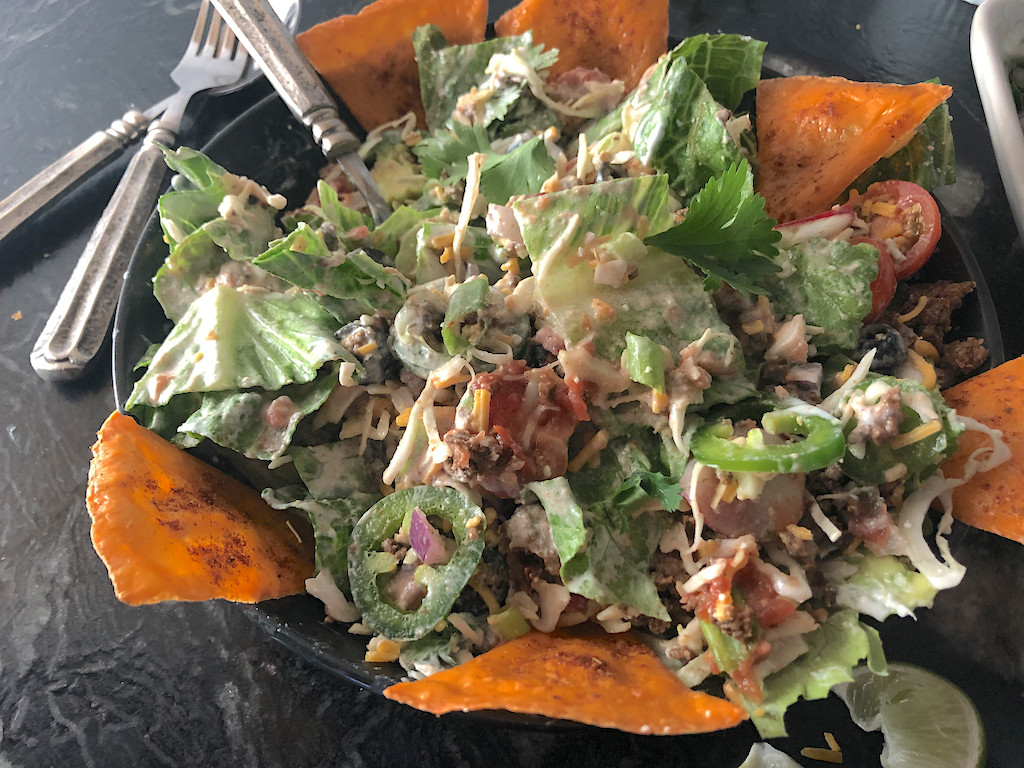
left=897, top=295, right=929, bottom=323
left=471, top=388, right=491, bottom=433
left=908, top=349, right=938, bottom=390
left=889, top=419, right=942, bottom=449
left=396, top=407, right=412, bottom=427
left=913, top=338, right=939, bottom=361
left=567, top=430, right=610, bottom=473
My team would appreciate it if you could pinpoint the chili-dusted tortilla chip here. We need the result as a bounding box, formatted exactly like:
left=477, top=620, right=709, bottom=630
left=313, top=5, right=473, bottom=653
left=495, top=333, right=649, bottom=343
left=494, top=0, right=668, bottom=92
left=755, top=76, right=952, bottom=222
left=296, top=0, right=488, bottom=130
left=384, top=630, right=746, bottom=734
left=943, top=355, right=1024, bottom=544
left=87, top=411, right=314, bottom=604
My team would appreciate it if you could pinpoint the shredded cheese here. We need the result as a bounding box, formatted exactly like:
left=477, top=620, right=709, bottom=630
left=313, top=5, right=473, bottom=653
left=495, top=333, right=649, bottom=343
left=364, top=635, right=403, bottom=663
left=897, top=295, right=929, bottom=323
left=907, top=348, right=938, bottom=390
left=913, top=338, right=939, bottom=361
left=567, top=430, right=609, bottom=472
left=471, top=388, right=491, bottom=433
left=448, top=613, right=484, bottom=647
left=800, top=747, right=843, bottom=763
left=889, top=419, right=942, bottom=449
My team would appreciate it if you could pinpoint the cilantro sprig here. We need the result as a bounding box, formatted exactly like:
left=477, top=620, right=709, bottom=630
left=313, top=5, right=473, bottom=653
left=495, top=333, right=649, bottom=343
left=413, top=124, right=555, bottom=205
left=645, top=160, right=782, bottom=295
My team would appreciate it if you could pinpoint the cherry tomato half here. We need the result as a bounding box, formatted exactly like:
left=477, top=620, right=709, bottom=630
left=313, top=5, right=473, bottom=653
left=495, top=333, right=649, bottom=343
left=852, top=236, right=897, bottom=322
left=851, top=180, right=941, bottom=279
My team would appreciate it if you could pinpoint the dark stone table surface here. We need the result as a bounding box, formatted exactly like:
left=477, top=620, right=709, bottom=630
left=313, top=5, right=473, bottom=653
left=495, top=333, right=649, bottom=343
left=1, top=1, right=1022, bottom=766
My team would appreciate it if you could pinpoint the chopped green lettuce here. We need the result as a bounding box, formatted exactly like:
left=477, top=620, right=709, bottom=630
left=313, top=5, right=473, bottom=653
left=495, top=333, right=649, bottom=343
left=626, top=52, right=745, bottom=199
left=515, top=175, right=739, bottom=364
left=176, top=367, right=338, bottom=461
left=825, top=553, right=938, bottom=621
left=766, top=238, right=878, bottom=351
left=253, top=223, right=406, bottom=316
left=290, top=440, right=384, bottom=500
left=749, top=609, right=885, bottom=737
left=414, top=26, right=557, bottom=135
left=152, top=147, right=283, bottom=321
left=264, top=485, right=378, bottom=593
left=526, top=476, right=671, bottom=621
left=126, top=286, right=347, bottom=409
left=673, top=33, right=766, bottom=112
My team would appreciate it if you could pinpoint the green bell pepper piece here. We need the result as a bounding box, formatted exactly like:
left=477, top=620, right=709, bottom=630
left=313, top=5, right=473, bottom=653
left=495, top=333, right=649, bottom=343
left=348, top=486, right=486, bottom=641
left=691, top=407, right=845, bottom=474
left=624, top=332, right=667, bottom=394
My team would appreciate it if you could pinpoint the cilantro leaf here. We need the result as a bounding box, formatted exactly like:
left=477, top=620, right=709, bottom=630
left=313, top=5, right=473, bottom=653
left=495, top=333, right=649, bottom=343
left=413, top=123, right=491, bottom=181
left=644, top=161, right=782, bottom=295
left=478, top=137, right=555, bottom=205
left=612, top=470, right=684, bottom=515
left=413, top=127, right=554, bottom=205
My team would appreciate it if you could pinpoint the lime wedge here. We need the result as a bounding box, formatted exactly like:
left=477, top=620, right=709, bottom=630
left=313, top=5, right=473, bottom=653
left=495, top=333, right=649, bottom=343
left=835, top=662, right=985, bottom=768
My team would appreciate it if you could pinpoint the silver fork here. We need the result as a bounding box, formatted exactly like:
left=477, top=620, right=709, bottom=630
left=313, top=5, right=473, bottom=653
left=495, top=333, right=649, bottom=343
left=31, top=1, right=250, bottom=381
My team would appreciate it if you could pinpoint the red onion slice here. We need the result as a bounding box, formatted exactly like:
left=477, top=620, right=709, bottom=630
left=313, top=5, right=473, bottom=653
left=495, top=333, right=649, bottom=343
left=410, top=506, right=448, bottom=565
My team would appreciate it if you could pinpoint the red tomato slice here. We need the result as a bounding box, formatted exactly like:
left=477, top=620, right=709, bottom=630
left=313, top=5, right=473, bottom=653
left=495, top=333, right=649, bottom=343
left=852, top=236, right=897, bottom=321
left=733, top=565, right=796, bottom=629
left=851, top=180, right=941, bottom=279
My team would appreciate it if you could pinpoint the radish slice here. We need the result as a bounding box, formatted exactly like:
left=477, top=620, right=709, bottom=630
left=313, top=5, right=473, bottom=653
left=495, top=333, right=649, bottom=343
left=775, top=204, right=855, bottom=248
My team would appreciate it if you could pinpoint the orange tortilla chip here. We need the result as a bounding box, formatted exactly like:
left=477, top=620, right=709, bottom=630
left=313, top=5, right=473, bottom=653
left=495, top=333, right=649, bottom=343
left=296, top=0, right=488, bottom=130
left=384, top=630, right=746, bottom=734
left=943, top=356, right=1024, bottom=544
left=87, top=411, right=314, bottom=605
left=494, top=0, right=668, bottom=92
left=755, top=76, right=952, bottom=222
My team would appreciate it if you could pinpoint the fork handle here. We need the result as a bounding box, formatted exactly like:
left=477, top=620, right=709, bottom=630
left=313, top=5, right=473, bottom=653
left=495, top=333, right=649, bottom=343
left=210, top=0, right=360, bottom=158
left=0, top=110, right=150, bottom=243
left=30, top=128, right=174, bottom=381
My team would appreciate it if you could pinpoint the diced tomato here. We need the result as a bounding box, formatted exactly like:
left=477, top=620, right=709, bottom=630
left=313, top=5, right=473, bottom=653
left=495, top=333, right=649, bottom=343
left=733, top=566, right=796, bottom=629
left=852, top=235, right=898, bottom=322
left=851, top=180, right=941, bottom=279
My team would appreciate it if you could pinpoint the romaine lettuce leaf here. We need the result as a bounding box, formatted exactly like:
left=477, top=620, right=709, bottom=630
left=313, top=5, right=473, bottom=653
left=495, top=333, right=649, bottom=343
left=126, top=285, right=347, bottom=408
left=749, top=609, right=885, bottom=737
left=413, top=26, right=556, bottom=135
left=514, top=175, right=738, bottom=363
left=526, top=476, right=671, bottom=621
left=371, top=206, right=442, bottom=262
left=253, top=223, right=406, bottom=315
left=263, top=485, right=378, bottom=593
left=176, top=367, right=339, bottom=461
left=290, top=439, right=385, bottom=500
left=128, top=392, right=203, bottom=446
left=673, top=34, right=766, bottom=112
left=153, top=147, right=283, bottom=320
left=627, top=53, right=745, bottom=199
left=766, top=238, right=878, bottom=351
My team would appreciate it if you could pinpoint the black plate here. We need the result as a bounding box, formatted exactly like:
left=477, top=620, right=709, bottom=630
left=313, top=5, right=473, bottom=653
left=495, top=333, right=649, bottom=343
left=112, top=90, right=1006, bottom=717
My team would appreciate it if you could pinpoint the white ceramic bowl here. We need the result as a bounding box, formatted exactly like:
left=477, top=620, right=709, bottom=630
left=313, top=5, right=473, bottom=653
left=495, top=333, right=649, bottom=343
left=972, top=0, right=1024, bottom=239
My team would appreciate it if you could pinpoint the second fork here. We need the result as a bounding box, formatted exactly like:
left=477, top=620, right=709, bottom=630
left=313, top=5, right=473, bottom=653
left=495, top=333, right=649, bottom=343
left=31, top=1, right=250, bottom=381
